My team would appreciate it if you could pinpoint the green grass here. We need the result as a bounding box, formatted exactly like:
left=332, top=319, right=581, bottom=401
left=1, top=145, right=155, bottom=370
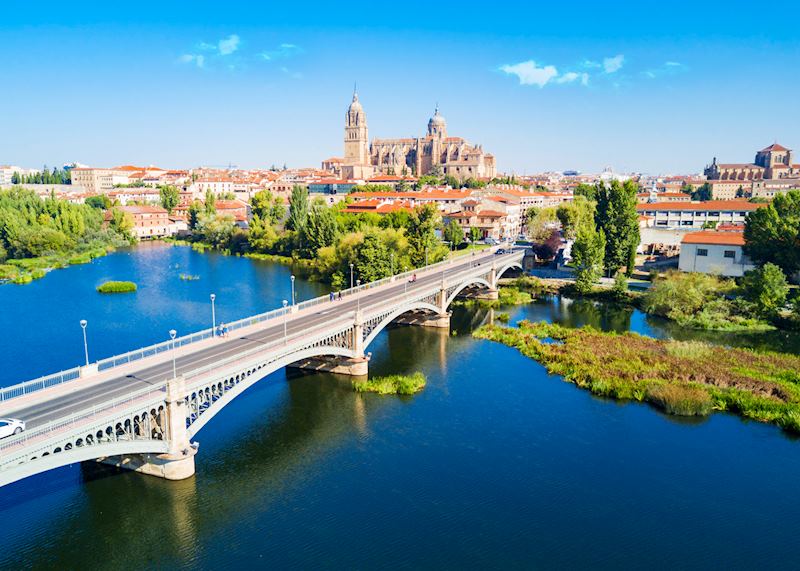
left=474, top=320, right=800, bottom=433
left=353, top=372, right=427, bottom=395
left=97, top=280, right=137, bottom=293
left=179, top=273, right=200, bottom=281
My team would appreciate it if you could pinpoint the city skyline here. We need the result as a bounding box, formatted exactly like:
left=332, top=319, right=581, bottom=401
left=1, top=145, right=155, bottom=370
left=2, top=0, right=798, bottom=173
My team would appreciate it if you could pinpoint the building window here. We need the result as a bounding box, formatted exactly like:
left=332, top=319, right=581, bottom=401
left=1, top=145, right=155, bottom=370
left=697, top=248, right=708, bottom=257
left=724, top=250, right=736, bottom=259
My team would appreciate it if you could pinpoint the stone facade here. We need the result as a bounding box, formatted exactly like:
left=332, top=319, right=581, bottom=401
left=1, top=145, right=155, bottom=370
left=333, top=92, right=496, bottom=181
left=705, top=143, right=800, bottom=181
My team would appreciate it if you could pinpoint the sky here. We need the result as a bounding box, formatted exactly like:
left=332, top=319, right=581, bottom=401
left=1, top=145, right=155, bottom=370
left=1, top=0, right=799, bottom=174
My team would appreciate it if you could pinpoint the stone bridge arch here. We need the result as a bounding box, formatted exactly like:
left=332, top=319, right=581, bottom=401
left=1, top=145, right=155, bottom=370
left=362, top=301, right=441, bottom=350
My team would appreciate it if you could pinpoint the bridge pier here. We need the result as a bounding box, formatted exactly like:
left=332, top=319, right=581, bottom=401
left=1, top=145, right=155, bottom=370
left=394, top=311, right=451, bottom=329
left=98, top=376, right=197, bottom=481
left=288, top=354, right=369, bottom=377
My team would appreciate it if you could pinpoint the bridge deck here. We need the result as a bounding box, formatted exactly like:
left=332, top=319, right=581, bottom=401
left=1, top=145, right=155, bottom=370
left=0, top=250, right=522, bottom=433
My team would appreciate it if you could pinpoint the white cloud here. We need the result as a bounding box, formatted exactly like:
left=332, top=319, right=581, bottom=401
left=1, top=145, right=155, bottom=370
left=260, top=43, right=303, bottom=61
left=582, top=59, right=602, bottom=69
left=218, top=34, right=240, bottom=56
left=603, top=54, right=624, bottom=74
left=643, top=61, right=687, bottom=79
left=556, top=71, right=589, bottom=86
left=499, top=60, right=559, bottom=87
left=178, top=54, right=205, bottom=68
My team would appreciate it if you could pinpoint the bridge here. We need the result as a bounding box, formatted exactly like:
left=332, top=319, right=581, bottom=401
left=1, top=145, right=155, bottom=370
left=0, top=249, right=524, bottom=487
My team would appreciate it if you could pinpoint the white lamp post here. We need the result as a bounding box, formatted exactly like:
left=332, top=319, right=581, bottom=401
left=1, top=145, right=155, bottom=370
left=290, top=275, right=296, bottom=306
left=349, top=263, right=354, bottom=289
left=80, top=319, right=89, bottom=366
left=169, top=329, right=177, bottom=380
left=282, top=299, right=288, bottom=344
left=210, top=293, right=216, bottom=337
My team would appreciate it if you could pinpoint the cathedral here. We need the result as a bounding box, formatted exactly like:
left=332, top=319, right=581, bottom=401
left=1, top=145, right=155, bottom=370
left=323, top=91, right=496, bottom=181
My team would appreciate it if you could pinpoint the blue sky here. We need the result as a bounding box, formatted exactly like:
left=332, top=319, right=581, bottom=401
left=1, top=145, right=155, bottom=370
left=1, top=1, right=798, bottom=174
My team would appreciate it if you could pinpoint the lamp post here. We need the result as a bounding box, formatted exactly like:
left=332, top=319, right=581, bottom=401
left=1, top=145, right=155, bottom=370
left=356, top=279, right=361, bottom=312
left=210, top=293, right=216, bottom=337
left=349, top=263, right=354, bottom=289
left=80, top=319, right=89, bottom=366
left=169, top=329, right=177, bottom=380
left=282, top=300, right=288, bottom=344
left=290, top=275, right=296, bottom=306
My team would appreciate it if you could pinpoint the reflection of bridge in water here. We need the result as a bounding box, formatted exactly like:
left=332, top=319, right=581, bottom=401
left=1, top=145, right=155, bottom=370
left=0, top=249, right=523, bottom=487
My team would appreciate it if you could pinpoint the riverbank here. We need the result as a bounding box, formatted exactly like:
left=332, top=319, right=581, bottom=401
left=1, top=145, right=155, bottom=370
left=0, top=244, right=116, bottom=284
left=475, top=320, right=800, bottom=433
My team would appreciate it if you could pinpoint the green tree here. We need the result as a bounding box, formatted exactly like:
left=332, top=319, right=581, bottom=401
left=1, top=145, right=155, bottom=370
left=247, top=214, right=278, bottom=252
left=742, top=262, right=789, bottom=318
left=204, top=190, right=216, bottom=215
left=351, top=232, right=393, bottom=282
left=85, top=195, right=111, bottom=209
left=444, top=219, right=464, bottom=249
left=109, top=207, right=134, bottom=241
left=744, top=190, right=800, bottom=277
left=251, top=189, right=285, bottom=225
left=444, top=174, right=460, bottom=189
left=10, top=172, right=20, bottom=184
left=286, top=185, right=309, bottom=232
left=406, top=203, right=440, bottom=266
left=572, top=226, right=605, bottom=293
left=526, top=206, right=558, bottom=242
left=187, top=200, right=203, bottom=230
left=556, top=195, right=595, bottom=240
left=691, top=183, right=712, bottom=201
left=595, top=180, right=640, bottom=276
left=302, top=201, right=339, bottom=254
left=574, top=183, right=598, bottom=202
left=159, top=185, right=180, bottom=214
left=469, top=226, right=482, bottom=245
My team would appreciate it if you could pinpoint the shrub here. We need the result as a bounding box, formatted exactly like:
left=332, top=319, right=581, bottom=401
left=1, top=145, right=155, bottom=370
left=97, top=281, right=137, bottom=293
left=496, top=312, right=511, bottom=323
left=353, top=372, right=426, bottom=395
left=646, top=384, right=713, bottom=416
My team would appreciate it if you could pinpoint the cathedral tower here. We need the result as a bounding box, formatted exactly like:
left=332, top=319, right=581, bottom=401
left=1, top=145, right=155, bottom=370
left=344, top=90, right=369, bottom=165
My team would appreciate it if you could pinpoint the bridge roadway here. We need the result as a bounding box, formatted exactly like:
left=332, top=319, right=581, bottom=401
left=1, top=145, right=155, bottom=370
left=1, top=250, right=517, bottom=431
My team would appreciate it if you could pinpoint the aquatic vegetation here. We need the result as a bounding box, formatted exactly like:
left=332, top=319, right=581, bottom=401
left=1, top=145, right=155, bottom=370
left=97, top=281, right=137, bottom=293
left=474, top=320, right=800, bottom=432
left=179, top=273, right=201, bottom=281
left=353, top=372, right=426, bottom=395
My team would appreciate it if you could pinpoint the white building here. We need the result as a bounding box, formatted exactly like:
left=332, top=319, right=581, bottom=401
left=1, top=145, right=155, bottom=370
left=678, top=230, right=755, bottom=277
left=637, top=200, right=766, bottom=230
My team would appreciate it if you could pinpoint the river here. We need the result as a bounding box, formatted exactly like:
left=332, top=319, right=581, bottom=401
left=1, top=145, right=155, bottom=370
left=1, top=243, right=800, bottom=569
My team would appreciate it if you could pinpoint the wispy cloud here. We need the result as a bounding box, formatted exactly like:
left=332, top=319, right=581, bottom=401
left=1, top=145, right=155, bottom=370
left=178, top=54, right=205, bottom=68
left=603, top=54, right=624, bottom=74
left=643, top=61, right=688, bottom=79
left=260, top=43, right=303, bottom=61
left=499, top=60, right=589, bottom=88
left=218, top=34, right=241, bottom=56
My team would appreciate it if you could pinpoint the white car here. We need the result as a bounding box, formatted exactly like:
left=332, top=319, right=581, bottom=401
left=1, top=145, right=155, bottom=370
left=0, top=418, right=25, bottom=439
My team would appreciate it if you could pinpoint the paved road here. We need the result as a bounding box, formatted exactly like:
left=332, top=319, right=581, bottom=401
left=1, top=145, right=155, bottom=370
left=5, top=251, right=520, bottom=430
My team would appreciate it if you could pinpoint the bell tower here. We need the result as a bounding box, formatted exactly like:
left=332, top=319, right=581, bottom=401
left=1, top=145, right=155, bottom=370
left=344, top=88, right=369, bottom=165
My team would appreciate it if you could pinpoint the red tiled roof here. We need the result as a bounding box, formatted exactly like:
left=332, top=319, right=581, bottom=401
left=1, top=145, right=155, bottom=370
left=760, top=143, right=790, bottom=152
left=682, top=230, right=745, bottom=246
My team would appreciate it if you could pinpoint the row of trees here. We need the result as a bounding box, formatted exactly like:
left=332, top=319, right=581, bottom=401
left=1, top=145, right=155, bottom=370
left=0, top=187, right=130, bottom=263
left=10, top=167, right=71, bottom=185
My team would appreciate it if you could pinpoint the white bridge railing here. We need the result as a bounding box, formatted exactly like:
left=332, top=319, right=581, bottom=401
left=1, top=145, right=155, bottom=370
left=0, top=248, right=522, bottom=404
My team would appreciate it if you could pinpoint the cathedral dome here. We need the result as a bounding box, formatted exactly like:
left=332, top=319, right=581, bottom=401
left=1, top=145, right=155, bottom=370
left=429, top=106, right=445, bottom=126
left=348, top=92, right=363, bottom=113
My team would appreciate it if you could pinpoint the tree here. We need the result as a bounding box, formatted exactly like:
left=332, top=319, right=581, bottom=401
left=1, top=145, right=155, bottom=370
left=286, top=185, right=309, bottom=232
left=532, top=228, right=561, bottom=260
left=10, top=172, right=20, bottom=184
left=187, top=200, right=203, bottom=230
left=407, top=203, right=440, bottom=266
left=612, top=271, right=628, bottom=300
left=248, top=214, right=278, bottom=252
left=85, top=195, right=111, bottom=210
left=744, top=190, right=800, bottom=278
left=109, top=207, right=134, bottom=241
left=469, top=226, right=482, bottom=245
left=572, top=226, right=605, bottom=293
left=251, top=189, right=284, bottom=225
left=204, top=190, right=216, bottom=215
left=556, top=196, right=595, bottom=240
left=352, top=232, right=393, bottom=282
left=574, top=183, right=598, bottom=202
left=159, top=185, right=179, bottom=214
left=595, top=180, right=640, bottom=276
left=302, top=201, right=339, bottom=254
left=742, top=263, right=789, bottom=318
left=691, top=183, right=712, bottom=202
left=444, top=220, right=464, bottom=249
left=526, top=206, right=558, bottom=242
left=444, top=174, right=461, bottom=189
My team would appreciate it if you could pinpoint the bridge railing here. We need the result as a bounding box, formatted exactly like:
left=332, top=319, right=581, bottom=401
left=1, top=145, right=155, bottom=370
left=0, top=249, right=512, bottom=403
left=0, top=381, right=167, bottom=460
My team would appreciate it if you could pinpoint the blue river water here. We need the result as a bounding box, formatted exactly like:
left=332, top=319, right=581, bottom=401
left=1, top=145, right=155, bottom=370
left=1, top=243, right=800, bottom=569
